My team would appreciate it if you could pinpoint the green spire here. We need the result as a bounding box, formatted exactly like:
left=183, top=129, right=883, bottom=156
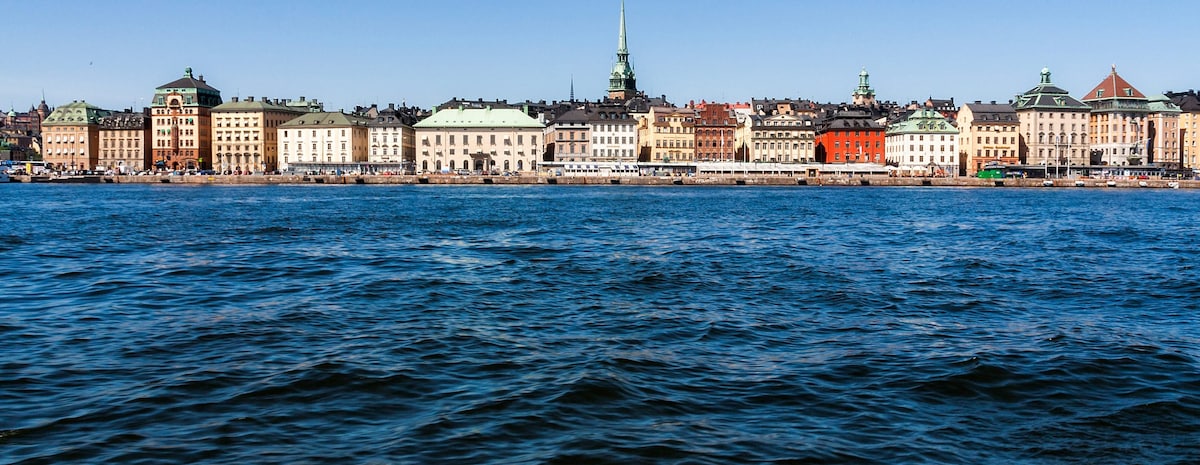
left=853, top=68, right=874, bottom=96
left=618, top=0, right=628, bottom=55
left=1040, top=67, right=1052, bottom=84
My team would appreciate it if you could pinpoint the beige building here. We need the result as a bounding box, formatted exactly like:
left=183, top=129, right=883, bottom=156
left=638, top=106, right=695, bottom=162
left=98, top=110, right=151, bottom=173
left=956, top=101, right=1020, bottom=175
left=1083, top=66, right=1152, bottom=166
left=40, top=100, right=111, bottom=171
left=212, top=96, right=304, bottom=173
left=1146, top=95, right=1182, bottom=168
left=151, top=67, right=222, bottom=171
left=747, top=113, right=815, bottom=163
left=369, top=104, right=418, bottom=168
left=1013, top=68, right=1091, bottom=166
left=413, top=107, right=544, bottom=173
left=278, top=112, right=371, bottom=172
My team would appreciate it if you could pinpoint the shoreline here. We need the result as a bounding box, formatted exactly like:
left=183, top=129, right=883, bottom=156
left=9, top=174, right=1195, bottom=189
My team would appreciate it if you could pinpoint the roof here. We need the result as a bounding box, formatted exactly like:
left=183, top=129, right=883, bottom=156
left=1013, top=68, right=1090, bottom=111
left=41, top=100, right=111, bottom=126
left=1166, top=91, right=1200, bottom=112
left=157, top=67, right=219, bottom=92
left=279, top=112, right=372, bottom=128
left=1147, top=95, right=1182, bottom=114
left=816, top=110, right=883, bottom=133
left=1082, top=67, right=1146, bottom=102
left=212, top=99, right=298, bottom=113
left=961, top=102, right=1019, bottom=123
left=414, top=107, right=543, bottom=129
left=552, top=108, right=592, bottom=125
left=887, top=108, right=957, bottom=135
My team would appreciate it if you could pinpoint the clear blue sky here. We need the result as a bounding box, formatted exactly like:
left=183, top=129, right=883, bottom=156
left=3, top=0, right=1197, bottom=113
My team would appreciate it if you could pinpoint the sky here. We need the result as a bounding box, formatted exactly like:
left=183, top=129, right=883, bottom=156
left=4, top=0, right=1199, bottom=113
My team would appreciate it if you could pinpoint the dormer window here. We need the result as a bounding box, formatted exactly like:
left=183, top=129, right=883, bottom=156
left=1124, top=88, right=1134, bottom=97
left=1096, top=90, right=1105, bottom=98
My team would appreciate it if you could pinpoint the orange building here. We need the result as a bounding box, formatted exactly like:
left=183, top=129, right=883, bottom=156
left=40, top=100, right=111, bottom=171
left=814, top=110, right=885, bottom=164
left=151, top=67, right=222, bottom=171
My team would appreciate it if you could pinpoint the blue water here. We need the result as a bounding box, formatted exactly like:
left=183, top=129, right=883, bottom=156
left=2, top=184, right=1198, bottom=464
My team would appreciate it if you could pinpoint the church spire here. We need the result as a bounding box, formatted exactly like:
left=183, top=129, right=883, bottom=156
left=607, top=0, right=637, bottom=100
left=618, top=0, right=628, bottom=56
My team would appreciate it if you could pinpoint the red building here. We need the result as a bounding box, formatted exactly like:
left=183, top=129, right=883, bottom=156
left=814, top=110, right=885, bottom=164
left=693, top=101, right=736, bottom=162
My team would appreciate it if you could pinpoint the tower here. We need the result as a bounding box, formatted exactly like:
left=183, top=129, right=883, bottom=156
left=607, top=0, right=637, bottom=101
left=852, top=68, right=876, bottom=107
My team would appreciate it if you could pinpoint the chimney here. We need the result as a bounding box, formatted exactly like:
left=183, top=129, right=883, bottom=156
left=247, top=96, right=254, bottom=102
left=231, top=97, right=239, bottom=103
left=199, top=75, right=205, bottom=82
left=388, top=103, right=395, bottom=110
left=975, top=100, right=981, bottom=104
left=300, top=96, right=306, bottom=102
left=990, top=101, right=996, bottom=105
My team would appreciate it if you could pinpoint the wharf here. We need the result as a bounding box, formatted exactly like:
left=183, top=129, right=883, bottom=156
left=10, top=174, right=1197, bottom=189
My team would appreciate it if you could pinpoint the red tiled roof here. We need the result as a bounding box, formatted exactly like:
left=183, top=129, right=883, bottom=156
left=1083, top=67, right=1145, bottom=101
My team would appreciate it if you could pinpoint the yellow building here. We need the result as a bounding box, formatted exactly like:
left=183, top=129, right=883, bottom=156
left=1013, top=68, right=1091, bottom=166
left=40, top=100, right=111, bottom=171
left=956, top=101, right=1020, bottom=175
left=638, top=106, right=695, bottom=162
left=98, top=110, right=151, bottom=173
left=151, top=67, right=221, bottom=171
left=212, top=96, right=304, bottom=173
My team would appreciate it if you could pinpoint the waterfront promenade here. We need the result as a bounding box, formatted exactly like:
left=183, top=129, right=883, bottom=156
left=11, top=174, right=1196, bottom=188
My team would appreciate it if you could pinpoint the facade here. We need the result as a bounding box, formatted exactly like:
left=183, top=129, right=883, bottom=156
left=748, top=113, right=815, bottom=163
left=814, top=110, right=885, bottom=164
left=548, top=108, right=591, bottom=162
left=212, top=96, right=304, bottom=173
left=607, top=1, right=638, bottom=100
left=1146, top=95, right=1182, bottom=168
left=413, top=107, right=544, bottom=173
left=1013, top=68, right=1091, bottom=166
left=885, top=108, right=959, bottom=176
left=40, top=100, right=111, bottom=171
left=368, top=103, right=418, bottom=167
left=151, top=67, right=222, bottom=171
left=956, top=101, right=1020, bottom=175
left=1082, top=66, right=1151, bottom=166
left=277, top=112, right=372, bottom=172
left=1167, top=90, right=1200, bottom=168
left=98, top=109, right=151, bottom=173
left=693, top=102, right=736, bottom=162
left=588, top=103, right=638, bottom=162
left=638, top=106, right=696, bottom=162
left=0, top=100, right=49, bottom=156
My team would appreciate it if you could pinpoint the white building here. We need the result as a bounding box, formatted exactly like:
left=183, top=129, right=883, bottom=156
left=368, top=103, right=417, bottom=167
left=588, top=104, right=638, bottom=162
left=413, top=106, right=544, bottom=173
left=885, top=108, right=959, bottom=176
left=277, top=112, right=371, bottom=172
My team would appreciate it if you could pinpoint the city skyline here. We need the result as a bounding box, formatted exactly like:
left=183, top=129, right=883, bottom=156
left=4, top=0, right=1198, bottom=112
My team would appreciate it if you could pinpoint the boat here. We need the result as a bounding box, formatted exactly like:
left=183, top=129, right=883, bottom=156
left=1074, top=180, right=1086, bottom=187
left=1042, top=180, right=1054, bottom=187
left=1168, top=181, right=1180, bottom=189
left=1138, top=181, right=1149, bottom=188
left=1106, top=180, right=1118, bottom=187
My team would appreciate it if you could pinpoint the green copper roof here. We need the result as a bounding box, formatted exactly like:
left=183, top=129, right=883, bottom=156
left=41, top=100, right=111, bottom=126
left=280, top=111, right=372, bottom=127
left=1013, top=68, right=1090, bottom=111
left=414, top=107, right=543, bottom=129
left=853, top=68, right=874, bottom=97
left=1148, top=94, right=1182, bottom=114
left=887, top=109, right=956, bottom=135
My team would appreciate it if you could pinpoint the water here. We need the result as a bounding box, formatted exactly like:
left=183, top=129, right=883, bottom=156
left=2, top=184, right=1198, bottom=464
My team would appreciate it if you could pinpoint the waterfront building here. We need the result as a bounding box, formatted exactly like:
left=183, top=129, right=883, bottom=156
left=98, top=109, right=151, bottom=173
left=277, top=111, right=371, bottom=172
left=588, top=103, right=638, bottom=162
left=1167, top=90, right=1200, bottom=168
left=814, top=109, right=884, bottom=164
left=693, top=102, right=736, bottom=162
left=638, top=106, right=696, bottom=163
left=40, top=100, right=111, bottom=171
left=548, top=108, right=591, bottom=163
left=212, top=96, right=304, bottom=174
left=607, top=1, right=637, bottom=101
left=956, top=101, right=1020, bottom=175
left=151, top=67, right=222, bottom=171
left=748, top=113, right=815, bottom=163
left=0, top=99, right=49, bottom=157
left=1013, top=67, right=1091, bottom=167
left=1082, top=66, right=1151, bottom=166
left=885, top=108, right=959, bottom=176
left=413, top=106, right=544, bottom=173
left=1146, top=95, right=1182, bottom=168
left=368, top=103, right=418, bottom=168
